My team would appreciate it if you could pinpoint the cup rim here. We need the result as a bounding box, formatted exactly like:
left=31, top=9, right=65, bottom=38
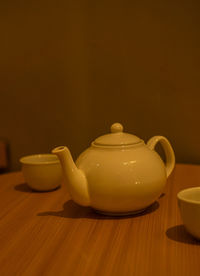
left=20, top=154, right=60, bottom=165
left=177, top=187, right=200, bottom=204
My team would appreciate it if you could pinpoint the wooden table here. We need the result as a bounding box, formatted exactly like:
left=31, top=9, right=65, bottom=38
left=0, top=164, right=200, bottom=276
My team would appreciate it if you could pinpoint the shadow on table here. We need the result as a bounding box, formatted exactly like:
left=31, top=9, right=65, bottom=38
left=38, top=199, right=159, bottom=220
left=14, top=183, right=32, bottom=192
left=166, top=225, right=200, bottom=245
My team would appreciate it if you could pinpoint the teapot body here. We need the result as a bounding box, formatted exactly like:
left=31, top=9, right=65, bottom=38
left=76, top=142, right=167, bottom=214
left=53, top=123, right=175, bottom=216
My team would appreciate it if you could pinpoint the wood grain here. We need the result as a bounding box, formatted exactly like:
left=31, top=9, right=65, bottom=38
left=0, top=164, right=200, bottom=276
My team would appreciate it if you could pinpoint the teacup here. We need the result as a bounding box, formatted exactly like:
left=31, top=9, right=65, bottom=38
left=177, top=187, right=200, bottom=239
left=20, top=154, right=63, bottom=191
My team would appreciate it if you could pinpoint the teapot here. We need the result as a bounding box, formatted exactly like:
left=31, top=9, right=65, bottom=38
left=52, top=123, right=175, bottom=215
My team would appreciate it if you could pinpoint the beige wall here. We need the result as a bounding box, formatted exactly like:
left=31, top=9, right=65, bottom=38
left=1, top=0, right=200, bottom=170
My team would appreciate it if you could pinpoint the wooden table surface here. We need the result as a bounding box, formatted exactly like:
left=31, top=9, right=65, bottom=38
left=0, top=164, right=200, bottom=276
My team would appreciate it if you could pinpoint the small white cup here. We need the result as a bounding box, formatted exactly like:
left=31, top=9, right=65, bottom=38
left=20, top=154, right=63, bottom=191
left=177, top=187, right=200, bottom=240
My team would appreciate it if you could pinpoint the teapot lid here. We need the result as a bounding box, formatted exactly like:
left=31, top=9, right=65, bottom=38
left=93, top=123, right=143, bottom=147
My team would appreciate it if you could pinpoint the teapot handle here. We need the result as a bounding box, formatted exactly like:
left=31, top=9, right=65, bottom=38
left=147, top=136, right=175, bottom=178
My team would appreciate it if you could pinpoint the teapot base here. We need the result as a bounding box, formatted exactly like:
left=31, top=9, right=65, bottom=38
left=94, top=208, right=146, bottom=216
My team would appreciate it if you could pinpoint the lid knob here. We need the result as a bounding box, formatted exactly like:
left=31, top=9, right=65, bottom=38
left=111, top=123, right=123, bottom=133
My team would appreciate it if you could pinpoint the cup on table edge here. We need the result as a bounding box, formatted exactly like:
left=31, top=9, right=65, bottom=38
left=177, top=187, right=200, bottom=240
left=20, top=154, right=63, bottom=192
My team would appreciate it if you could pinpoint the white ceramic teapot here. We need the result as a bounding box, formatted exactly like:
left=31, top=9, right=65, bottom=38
left=52, top=123, right=175, bottom=215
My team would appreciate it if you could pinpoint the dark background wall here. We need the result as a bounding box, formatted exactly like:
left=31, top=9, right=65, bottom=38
left=1, top=0, right=200, bottom=170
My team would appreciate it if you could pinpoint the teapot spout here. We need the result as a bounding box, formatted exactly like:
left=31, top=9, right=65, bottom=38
left=52, top=146, right=90, bottom=206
